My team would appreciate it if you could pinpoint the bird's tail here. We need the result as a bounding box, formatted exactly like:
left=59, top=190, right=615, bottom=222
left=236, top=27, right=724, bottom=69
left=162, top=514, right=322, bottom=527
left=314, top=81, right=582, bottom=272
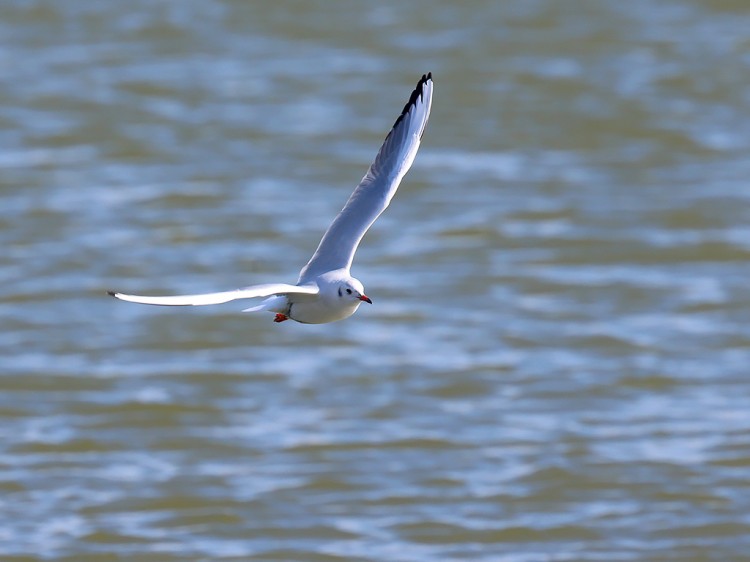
left=242, top=295, right=287, bottom=314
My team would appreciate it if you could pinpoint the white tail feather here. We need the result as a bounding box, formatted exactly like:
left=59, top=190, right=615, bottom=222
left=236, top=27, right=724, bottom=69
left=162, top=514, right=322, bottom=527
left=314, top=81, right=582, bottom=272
left=242, top=295, right=287, bottom=313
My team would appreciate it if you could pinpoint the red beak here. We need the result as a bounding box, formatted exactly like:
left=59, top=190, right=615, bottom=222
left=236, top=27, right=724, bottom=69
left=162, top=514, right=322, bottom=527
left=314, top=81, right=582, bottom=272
left=359, top=294, right=372, bottom=304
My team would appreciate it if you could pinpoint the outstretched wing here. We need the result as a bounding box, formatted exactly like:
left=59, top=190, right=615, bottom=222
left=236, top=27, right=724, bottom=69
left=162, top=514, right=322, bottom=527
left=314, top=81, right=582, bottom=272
left=298, top=73, right=433, bottom=283
left=108, top=283, right=318, bottom=306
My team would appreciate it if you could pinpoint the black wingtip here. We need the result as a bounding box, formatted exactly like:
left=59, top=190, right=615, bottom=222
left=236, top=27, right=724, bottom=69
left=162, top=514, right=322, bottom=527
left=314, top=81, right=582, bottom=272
left=107, top=291, right=117, bottom=297
left=391, top=72, right=432, bottom=131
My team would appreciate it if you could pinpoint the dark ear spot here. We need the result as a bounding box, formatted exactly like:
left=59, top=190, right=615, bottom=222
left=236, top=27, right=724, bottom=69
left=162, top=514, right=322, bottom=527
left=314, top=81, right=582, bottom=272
left=338, top=287, right=342, bottom=297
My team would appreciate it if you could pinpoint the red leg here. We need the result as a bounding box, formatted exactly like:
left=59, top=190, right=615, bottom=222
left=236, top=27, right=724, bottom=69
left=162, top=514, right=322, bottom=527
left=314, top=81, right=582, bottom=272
left=273, top=313, right=289, bottom=323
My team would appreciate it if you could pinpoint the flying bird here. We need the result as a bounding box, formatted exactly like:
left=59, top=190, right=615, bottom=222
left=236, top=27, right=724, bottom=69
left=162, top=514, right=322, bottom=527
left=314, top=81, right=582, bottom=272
left=109, top=73, right=433, bottom=324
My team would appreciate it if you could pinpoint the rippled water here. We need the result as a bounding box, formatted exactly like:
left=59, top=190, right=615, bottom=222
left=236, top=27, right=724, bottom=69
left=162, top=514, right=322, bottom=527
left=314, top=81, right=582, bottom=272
left=3, top=1, right=750, bottom=560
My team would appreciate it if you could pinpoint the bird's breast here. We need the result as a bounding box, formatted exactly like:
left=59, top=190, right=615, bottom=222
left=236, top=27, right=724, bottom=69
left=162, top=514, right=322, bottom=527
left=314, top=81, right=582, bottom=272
left=289, top=299, right=361, bottom=324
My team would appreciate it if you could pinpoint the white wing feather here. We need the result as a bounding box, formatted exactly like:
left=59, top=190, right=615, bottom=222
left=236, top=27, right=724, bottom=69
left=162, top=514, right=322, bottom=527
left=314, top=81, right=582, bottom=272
left=298, top=73, right=433, bottom=283
left=108, top=283, right=318, bottom=306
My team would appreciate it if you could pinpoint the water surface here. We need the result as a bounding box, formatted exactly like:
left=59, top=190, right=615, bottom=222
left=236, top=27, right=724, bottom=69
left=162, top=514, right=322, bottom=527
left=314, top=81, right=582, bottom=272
left=2, top=1, right=750, bottom=560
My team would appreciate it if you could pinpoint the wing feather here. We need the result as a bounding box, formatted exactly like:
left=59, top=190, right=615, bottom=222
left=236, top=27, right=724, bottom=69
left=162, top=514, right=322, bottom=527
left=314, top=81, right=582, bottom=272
left=298, top=73, right=433, bottom=283
left=108, top=283, right=318, bottom=307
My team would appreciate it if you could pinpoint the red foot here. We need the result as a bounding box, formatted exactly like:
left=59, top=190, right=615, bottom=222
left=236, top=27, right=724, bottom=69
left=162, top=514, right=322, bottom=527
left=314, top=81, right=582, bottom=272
left=273, top=313, right=289, bottom=323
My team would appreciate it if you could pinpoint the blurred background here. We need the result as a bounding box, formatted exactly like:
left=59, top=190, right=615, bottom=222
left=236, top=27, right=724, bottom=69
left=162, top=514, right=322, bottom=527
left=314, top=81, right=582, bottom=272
left=2, top=0, right=750, bottom=560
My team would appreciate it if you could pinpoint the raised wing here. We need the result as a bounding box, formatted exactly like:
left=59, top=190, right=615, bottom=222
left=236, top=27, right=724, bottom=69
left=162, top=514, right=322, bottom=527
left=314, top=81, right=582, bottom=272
left=298, top=73, right=433, bottom=283
left=108, top=283, right=318, bottom=306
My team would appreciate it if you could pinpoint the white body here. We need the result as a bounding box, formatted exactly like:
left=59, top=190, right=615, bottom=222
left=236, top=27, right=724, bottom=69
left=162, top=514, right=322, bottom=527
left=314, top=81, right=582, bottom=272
left=246, top=270, right=365, bottom=324
left=109, top=74, right=433, bottom=324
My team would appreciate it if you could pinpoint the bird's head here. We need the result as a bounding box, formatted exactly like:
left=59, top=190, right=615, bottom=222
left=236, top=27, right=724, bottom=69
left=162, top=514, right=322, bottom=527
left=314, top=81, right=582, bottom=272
left=336, top=278, right=371, bottom=305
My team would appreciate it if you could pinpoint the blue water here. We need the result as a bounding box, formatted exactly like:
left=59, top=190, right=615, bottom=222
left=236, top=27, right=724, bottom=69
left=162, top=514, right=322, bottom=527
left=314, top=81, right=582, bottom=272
left=2, top=1, right=750, bottom=560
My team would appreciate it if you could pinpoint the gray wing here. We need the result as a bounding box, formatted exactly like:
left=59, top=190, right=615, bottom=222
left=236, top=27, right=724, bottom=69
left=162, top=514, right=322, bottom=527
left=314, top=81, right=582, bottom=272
left=297, top=73, right=433, bottom=283
left=108, top=283, right=318, bottom=306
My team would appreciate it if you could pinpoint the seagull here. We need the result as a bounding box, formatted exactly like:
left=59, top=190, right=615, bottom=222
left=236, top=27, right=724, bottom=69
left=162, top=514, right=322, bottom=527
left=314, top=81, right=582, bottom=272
left=109, top=72, right=433, bottom=324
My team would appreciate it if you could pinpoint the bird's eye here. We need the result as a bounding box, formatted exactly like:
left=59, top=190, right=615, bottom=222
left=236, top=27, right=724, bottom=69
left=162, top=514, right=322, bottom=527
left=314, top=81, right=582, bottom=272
left=346, top=288, right=352, bottom=295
